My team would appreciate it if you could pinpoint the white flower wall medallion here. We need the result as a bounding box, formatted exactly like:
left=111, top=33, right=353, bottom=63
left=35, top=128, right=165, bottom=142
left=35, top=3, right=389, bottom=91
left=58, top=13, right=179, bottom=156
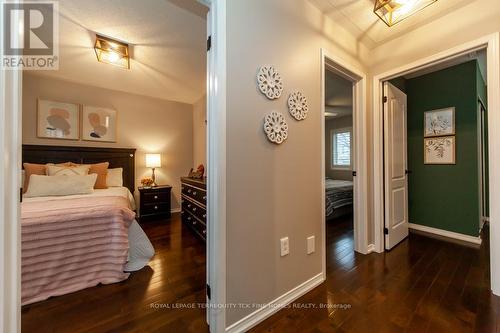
left=257, top=66, right=283, bottom=99
left=287, top=91, right=308, bottom=120
left=264, top=112, right=288, bottom=144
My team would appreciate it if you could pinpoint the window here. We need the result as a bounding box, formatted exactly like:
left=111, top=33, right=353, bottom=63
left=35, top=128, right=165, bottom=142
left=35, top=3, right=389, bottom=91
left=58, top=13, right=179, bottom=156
left=332, top=128, right=352, bottom=170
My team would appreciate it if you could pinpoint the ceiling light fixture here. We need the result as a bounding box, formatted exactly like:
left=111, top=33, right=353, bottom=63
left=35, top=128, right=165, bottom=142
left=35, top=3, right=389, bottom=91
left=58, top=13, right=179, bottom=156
left=94, top=34, right=130, bottom=69
left=374, top=0, right=437, bottom=27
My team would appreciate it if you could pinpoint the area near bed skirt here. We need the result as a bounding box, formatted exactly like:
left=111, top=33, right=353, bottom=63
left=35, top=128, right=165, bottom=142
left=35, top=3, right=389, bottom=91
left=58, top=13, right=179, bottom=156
left=21, top=196, right=135, bottom=305
left=325, top=179, right=353, bottom=218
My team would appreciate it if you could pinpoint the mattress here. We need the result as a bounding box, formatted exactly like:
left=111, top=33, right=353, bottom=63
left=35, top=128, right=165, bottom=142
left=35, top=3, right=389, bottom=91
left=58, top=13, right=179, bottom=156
left=21, top=187, right=154, bottom=304
left=325, top=179, right=353, bottom=217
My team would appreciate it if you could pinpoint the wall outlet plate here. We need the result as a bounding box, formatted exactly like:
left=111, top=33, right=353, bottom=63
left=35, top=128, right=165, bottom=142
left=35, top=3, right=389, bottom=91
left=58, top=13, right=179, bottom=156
left=307, top=236, right=315, bottom=254
left=280, top=237, right=289, bottom=256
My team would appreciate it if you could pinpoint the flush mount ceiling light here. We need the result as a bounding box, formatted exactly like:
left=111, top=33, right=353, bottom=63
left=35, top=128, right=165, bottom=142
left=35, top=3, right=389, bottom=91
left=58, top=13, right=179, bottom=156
left=94, top=34, right=130, bottom=69
left=374, top=0, right=438, bottom=27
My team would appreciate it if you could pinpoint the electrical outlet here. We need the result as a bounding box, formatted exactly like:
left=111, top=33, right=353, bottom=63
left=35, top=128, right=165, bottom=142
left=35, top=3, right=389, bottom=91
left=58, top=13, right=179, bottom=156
left=307, top=236, right=315, bottom=254
left=280, top=237, right=289, bottom=257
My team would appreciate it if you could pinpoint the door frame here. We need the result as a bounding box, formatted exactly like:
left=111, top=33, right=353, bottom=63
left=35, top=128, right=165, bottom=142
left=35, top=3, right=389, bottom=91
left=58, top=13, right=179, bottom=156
left=372, top=33, right=500, bottom=295
left=321, top=48, right=369, bottom=273
left=0, top=0, right=228, bottom=332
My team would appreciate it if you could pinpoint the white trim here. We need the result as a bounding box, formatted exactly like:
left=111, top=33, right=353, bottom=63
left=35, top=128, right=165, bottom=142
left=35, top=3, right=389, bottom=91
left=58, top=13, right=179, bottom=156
left=171, top=208, right=181, bottom=213
left=409, top=223, right=482, bottom=245
left=225, top=273, right=324, bottom=333
left=366, top=244, right=376, bottom=253
left=321, top=49, right=369, bottom=294
left=372, top=33, right=500, bottom=296
left=206, top=0, right=227, bottom=332
left=0, top=1, right=22, bottom=331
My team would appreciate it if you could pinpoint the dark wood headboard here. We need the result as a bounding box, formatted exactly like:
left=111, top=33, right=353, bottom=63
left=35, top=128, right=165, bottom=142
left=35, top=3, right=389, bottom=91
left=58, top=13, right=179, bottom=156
left=22, top=145, right=136, bottom=193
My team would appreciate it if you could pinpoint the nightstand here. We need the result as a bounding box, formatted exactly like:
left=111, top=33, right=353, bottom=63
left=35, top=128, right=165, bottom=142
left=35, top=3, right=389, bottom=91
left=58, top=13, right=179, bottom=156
left=139, top=185, right=172, bottom=221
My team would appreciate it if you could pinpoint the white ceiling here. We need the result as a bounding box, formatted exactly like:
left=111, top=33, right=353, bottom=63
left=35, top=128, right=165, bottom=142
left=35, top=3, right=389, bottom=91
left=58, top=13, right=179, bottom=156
left=325, top=70, right=353, bottom=118
left=309, top=0, right=478, bottom=49
left=33, top=0, right=207, bottom=104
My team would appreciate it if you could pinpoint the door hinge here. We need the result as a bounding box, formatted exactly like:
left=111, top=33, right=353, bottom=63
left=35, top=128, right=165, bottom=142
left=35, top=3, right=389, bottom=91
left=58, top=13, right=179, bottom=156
left=384, top=227, right=389, bottom=235
left=405, top=169, right=411, bottom=175
left=207, top=36, right=212, bottom=52
left=352, top=171, right=357, bottom=177
left=383, top=96, right=388, bottom=103
left=206, top=284, right=211, bottom=299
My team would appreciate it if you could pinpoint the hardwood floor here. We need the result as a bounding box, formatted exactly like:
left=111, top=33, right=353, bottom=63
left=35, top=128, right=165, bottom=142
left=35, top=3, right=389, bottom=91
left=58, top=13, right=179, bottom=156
left=21, top=213, right=209, bottom=333
left=251, top=217, right=500, bottom=333
left=22, top=214, right=500, bottom=333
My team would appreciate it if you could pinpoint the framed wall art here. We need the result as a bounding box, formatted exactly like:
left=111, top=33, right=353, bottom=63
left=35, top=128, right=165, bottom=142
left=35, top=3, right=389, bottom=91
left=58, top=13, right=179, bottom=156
left=82, top=106, right=117, bottom=142
left=424, top=107, right=455, bottom=137
left=37, top=99, right=80, bottom=140
left=424, top=136, right=455, bottom=165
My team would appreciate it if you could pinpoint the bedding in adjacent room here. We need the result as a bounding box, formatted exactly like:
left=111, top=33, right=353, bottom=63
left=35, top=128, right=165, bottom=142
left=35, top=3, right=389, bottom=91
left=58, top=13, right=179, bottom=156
left=325, top=179, right=353, bottom=218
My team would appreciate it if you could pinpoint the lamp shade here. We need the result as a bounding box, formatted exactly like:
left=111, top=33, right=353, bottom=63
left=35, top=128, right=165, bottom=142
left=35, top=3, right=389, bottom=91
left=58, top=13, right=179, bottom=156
left=146, top=154, right=161, bottom=168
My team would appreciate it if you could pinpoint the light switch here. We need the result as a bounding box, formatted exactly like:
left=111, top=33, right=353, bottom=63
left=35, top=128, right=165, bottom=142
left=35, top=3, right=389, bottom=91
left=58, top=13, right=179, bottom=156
left=307, top=236, right=315, bottom=255
left=280, top=237, right=289, bottom=257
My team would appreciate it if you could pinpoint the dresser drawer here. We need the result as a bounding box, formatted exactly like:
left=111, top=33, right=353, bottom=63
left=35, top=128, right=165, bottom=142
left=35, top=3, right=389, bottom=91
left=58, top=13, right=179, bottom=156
left=142, top=191, right=169, bottom=203
left=141, top=202, right=169, bottom=216
left=182, top=199, right=207, bottom=222
left=182, top=211, right=206, bottom=239
left=181, top=184, right=206, bottom=206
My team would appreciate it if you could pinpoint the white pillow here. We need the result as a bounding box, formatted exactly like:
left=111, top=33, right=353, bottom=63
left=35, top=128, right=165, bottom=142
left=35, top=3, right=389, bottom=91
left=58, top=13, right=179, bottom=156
left=46, top=165, right=90, bottom=176
left=107, top=168, right=123, bottom=187
left=24, top=174, right=97, bottom=198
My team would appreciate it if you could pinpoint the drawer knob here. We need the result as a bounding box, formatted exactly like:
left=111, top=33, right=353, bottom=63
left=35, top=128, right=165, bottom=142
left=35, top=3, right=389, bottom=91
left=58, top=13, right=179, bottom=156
left=193, top=191, right=197, bottom=195
left=188, top=204, right=191, bottom=208
left=202, top=230, right=206, bottom=234
left=193, top=207, right=197, bottom=211
left=187, top=216, right=191, bottom=221
left=188, top=189, right=191, bottom=193
left=154, top=195, right=158, bottom=199
left=193, top=221, right=197, bottom=225
left=203, top=214, right=206, bottom=218
left=154, top=206, right=158, bottom=210
left=203, top=196, right=207, bottom=200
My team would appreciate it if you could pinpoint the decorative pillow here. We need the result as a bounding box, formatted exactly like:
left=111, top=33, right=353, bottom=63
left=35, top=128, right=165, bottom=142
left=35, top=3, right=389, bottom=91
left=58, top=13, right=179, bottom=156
left=87, top=162, right=110, bottom=189
left=46, top=165, right=90, bottom=176
left=23, top=163, right=47, bottom=194
left=24, top=174, right=97, bottom=198
left=107, top=168, right=123, bottom=187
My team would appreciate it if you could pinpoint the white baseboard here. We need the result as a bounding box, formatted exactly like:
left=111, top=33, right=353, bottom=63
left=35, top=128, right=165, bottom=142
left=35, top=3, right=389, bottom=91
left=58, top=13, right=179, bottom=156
left=409, top=223, right=482, bottom=245
left=366, top=244, right=375, bottom=253
left=171, top=208, right=181, bottom=213
left=225, top=273, right=324, bottom=333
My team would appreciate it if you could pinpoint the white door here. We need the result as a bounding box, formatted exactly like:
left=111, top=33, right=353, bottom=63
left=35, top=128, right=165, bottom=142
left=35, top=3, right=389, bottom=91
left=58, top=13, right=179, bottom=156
left=384, top=82, right=409, bottom=250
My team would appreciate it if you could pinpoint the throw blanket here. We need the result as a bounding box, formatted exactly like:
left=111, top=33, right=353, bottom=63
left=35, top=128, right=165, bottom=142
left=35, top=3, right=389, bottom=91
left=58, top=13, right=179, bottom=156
left=21, top=196, right=135, bottom=305
left=325, top=179, right=353, bottom=217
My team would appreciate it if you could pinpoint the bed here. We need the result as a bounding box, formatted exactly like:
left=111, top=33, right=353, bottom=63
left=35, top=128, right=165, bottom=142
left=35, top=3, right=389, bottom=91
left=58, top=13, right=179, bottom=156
left=325, top=178, right=353, bottom=219
left=21, top=145, right=154, bottom=305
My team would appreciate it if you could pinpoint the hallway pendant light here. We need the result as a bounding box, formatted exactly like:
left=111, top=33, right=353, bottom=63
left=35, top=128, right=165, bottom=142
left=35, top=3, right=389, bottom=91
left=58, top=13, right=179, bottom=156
left=94, top=34, right=130, bottom=69
left=374, top=0, right=437, bottom=27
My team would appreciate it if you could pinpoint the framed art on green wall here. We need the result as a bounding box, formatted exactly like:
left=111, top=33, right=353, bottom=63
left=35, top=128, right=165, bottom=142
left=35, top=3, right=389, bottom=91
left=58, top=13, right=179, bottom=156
left=424, top=107, right=455, bottom=137
left=424, top=136, right=456, bottom=165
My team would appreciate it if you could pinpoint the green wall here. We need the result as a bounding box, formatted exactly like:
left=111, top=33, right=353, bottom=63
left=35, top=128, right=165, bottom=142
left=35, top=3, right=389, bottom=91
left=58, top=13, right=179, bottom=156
left=406, top=61, right=484, bottom=237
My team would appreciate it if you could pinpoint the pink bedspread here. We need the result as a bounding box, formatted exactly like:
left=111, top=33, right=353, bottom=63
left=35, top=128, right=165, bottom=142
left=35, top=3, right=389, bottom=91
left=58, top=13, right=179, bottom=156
left=21, top=196, right=135, bottom=305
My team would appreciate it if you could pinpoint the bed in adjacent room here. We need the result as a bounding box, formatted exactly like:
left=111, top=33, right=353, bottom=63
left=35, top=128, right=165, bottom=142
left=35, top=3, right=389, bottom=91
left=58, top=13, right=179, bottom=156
left=21, top=145, right=154, bottom=306
left=325, top=178, right=353, bottom=220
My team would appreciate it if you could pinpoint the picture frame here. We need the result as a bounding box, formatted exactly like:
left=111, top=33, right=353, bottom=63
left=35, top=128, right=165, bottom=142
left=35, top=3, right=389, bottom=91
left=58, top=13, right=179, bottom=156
left=424, top=107, right=455, bottom=137
left=424, top=136, right=456, bottom=165
left=37, top=99, right=80, bottom=140
left=82, top=106, right=117, bottom=142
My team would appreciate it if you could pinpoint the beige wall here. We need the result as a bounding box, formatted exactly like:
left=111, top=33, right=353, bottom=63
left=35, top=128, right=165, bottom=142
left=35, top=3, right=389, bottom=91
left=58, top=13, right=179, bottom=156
left=22, top=73, right=194, bottom=211
left=325, top=116, right=353, bottom=181
left=226, top=0, right=367, bottom=325
left=193, top=95, right=207, bottom=168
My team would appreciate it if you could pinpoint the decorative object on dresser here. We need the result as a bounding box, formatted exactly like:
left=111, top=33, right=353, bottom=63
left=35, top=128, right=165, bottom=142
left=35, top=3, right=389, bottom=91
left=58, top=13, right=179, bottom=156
left=181, top=177, right=207, bottom=241
left=145, top=153, right=162, bottom=186
left=188, top=164, right=205, bottom=179
left=139, top=185, right=172, bottom=221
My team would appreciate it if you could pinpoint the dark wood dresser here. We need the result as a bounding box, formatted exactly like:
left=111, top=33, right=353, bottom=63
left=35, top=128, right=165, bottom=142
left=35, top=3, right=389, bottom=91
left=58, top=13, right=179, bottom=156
left=181, top=177, right=206, bottom=241
left=139, top=185, right=172, bottom=221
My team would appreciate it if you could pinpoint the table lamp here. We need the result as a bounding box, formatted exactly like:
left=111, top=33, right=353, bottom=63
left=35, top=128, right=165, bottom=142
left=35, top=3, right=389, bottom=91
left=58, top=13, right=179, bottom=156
left=145, top=153, right=161, bottom=187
